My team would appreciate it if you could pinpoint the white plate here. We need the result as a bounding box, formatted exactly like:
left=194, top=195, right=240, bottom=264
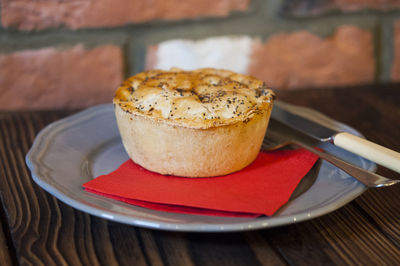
left=26, top=103, right=374, bottom=232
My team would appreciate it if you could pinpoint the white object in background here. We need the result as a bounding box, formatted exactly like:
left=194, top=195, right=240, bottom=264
left=154, top=36, right=252, bottom=74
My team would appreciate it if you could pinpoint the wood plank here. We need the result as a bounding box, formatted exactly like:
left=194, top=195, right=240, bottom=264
left=243, top=232, right=286, bottom=265
left=0, top=199, right=15, bottom=266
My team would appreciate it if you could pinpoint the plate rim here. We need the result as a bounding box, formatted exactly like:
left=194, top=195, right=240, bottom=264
left=26, top=103, right=374, bottom=232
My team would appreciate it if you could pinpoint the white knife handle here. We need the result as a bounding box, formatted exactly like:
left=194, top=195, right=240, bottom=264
left=333, top=132, right=400, bottom=173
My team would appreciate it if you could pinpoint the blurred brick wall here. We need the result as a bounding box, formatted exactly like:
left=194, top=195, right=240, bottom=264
left=0, top=0, right=399, bottom=109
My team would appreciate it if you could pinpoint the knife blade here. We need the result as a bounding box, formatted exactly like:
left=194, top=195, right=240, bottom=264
left=271, top=103, right=337, bottom=142
left=270, top=102, right=400, bottom=173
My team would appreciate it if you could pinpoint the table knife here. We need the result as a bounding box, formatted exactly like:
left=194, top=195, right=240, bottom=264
left=265, top=118, right=399, bottom=187
left=271, top=102, right=400, bottom=173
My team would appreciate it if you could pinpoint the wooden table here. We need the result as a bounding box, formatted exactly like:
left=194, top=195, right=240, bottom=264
left=0, top=84, right=399, bottom=265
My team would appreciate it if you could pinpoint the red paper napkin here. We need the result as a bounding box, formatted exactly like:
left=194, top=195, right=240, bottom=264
left=83, top=149, right=318, bottom=217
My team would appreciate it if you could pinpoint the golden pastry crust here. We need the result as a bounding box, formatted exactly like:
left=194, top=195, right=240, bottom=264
left=114, top=68, right=274, bottom=129
left=113, top=68, right=275, bottom=177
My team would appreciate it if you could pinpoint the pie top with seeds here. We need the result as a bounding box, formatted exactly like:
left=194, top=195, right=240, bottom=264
left=114, top=68, right=275, bottom=129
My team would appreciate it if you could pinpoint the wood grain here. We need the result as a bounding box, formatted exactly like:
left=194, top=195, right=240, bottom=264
left=0, top=216, right=14, bottom=266
left=0, top=85, right=399, bottom=265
